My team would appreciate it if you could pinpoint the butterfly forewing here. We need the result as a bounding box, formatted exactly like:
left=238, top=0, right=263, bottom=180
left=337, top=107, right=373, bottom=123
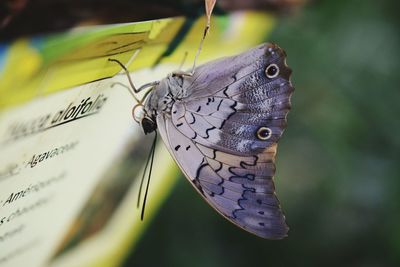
left=156, top=43, right=293, bottom=239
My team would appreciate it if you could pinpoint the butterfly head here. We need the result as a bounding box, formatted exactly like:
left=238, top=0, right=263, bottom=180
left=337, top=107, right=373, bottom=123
left=141, top=116, right=157, bottom=134
left=132, top=104, right=157, bottom=134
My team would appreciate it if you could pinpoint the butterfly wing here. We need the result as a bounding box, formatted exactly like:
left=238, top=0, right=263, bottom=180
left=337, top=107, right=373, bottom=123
left=157, top=43, right=294, bottom=239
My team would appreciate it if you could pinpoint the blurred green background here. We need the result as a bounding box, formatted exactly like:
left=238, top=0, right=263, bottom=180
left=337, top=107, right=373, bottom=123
left=124, top=0, right=400, bottom=266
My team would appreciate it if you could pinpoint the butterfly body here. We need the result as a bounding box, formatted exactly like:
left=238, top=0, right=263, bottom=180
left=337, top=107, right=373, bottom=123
left=141, top=43, right=293, bottom=239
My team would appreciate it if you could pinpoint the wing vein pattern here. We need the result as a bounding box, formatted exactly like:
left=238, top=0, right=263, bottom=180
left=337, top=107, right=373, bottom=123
left=157, top=43, right=294, bottom=239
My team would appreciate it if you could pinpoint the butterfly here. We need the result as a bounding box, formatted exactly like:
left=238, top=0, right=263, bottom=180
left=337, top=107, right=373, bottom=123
left=110, top=42, right=293, bottom=239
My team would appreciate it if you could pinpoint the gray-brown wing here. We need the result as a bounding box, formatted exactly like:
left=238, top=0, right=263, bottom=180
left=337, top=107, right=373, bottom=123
left=158, top=43, right=293, bottom=239
left=157, top=114, right=287, bottom=239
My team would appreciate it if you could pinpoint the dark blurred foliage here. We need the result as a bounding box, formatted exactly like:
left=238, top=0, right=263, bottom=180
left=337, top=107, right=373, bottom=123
left=0, top=0, right=304, bottom=41
left=125, top=0, right=400, bottom=266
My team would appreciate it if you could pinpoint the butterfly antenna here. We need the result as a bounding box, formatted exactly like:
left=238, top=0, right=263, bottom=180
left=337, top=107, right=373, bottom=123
left=136, top=136, right=155, bottom=208
left=140, top=131, right=157, bottom=221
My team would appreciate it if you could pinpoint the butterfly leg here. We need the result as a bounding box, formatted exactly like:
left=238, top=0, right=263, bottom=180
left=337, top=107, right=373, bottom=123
left=108, top=58, right=160, bottom=94
left=171, top=69, right=193, bottom=77
left=169, top=51, right=193, bottom=77
left=187, top=1, right=215, bottom=73
left=171, top=26, right=208, bottom=78
left=170, top=1, right=215, bottom=78
left=108, top=58, right=159, bottom=104
left=178, top=51, right=189, bottom=70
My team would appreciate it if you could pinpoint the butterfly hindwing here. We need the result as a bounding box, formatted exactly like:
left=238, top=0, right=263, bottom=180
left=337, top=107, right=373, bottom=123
left=157, top=115, right=287, bottom=239
left=157, top=43, right=293, bottom=239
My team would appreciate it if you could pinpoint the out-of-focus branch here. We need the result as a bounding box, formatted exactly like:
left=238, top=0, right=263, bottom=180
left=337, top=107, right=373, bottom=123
left=0, top=0, right=306, bottom=41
